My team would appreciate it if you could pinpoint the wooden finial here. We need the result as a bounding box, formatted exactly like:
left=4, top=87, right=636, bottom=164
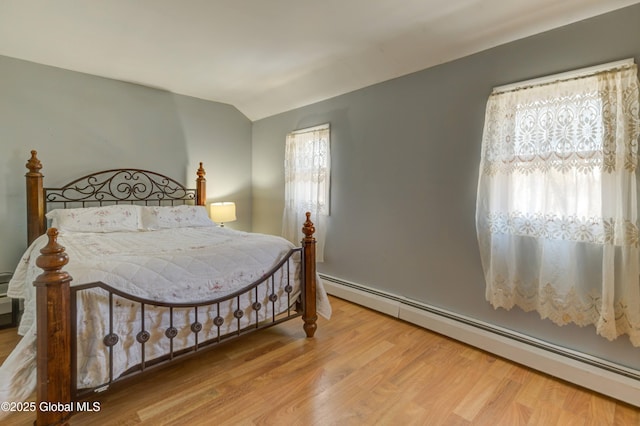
left=302, top=212, right=316, bottom=240
left=35, top=228, right=71, bottom=282
left=26, top=150, right=43, bottom=175
left=197, top=162, right=206, bottom=180
left=196, top=162, right=207, bottom=206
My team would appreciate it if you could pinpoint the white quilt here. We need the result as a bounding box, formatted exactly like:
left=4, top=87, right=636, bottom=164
left=0, top=226, right=330, bottom=413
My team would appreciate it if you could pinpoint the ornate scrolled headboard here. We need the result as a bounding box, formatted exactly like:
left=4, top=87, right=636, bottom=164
left=25, top=150, right=206, bottom=245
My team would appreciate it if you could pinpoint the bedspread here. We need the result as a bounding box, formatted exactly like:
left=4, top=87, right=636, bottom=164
left=0, top=226, right=330, bottom=413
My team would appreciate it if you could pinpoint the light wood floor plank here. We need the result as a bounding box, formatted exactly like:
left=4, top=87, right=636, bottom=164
left=0, top=296, right=638, bottom=425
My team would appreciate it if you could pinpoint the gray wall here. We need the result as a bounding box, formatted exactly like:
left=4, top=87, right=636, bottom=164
left=0, top=55, right=252, bottom=273
left=252, top=4, right=640, bottom=369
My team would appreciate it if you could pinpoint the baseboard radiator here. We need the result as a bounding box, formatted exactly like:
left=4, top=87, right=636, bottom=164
left=320, top=274, right=640, bottom=407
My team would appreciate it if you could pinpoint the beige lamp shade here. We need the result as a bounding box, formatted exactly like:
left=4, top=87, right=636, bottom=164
left=210, top=202, right=236, bottom=226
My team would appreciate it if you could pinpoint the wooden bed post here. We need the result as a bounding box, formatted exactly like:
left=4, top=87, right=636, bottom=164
left=34, top=228, right=72, bottom=426
left=302, top=212, right=318, bottom=338
left=26, top=150, right=46, bottom=245
left=196, top=162, right=206, bottom=206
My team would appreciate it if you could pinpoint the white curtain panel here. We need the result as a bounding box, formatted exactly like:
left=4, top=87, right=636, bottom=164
left=283, top=125, right=330, bottom=261
left=476, top=64, right=640, bottom=345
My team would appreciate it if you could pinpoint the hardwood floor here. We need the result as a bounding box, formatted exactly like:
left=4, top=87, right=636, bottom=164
left=1, top=296, right=638, bottom=425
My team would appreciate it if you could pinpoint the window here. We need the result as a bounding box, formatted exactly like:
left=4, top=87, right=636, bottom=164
left=283, top=123, right=330, bottom=261
left=476, top=62, right=640, bottom=345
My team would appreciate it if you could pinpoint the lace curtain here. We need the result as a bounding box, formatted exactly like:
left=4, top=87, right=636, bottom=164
left=283, top=124, right=330, bottom=261
left=476, top=64, right=640, bottom=345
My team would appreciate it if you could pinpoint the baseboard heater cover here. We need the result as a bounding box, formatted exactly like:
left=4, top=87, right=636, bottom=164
left=319, top=274, right=640, bottom=408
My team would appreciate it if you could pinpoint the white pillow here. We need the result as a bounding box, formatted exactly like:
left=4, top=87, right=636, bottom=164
left=140, top=205, right=214, bottom=230
left=46, top=205, right=141, bottom=233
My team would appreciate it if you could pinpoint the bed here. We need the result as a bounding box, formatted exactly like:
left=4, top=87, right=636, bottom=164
left=1, top=150, right=329, bottom=425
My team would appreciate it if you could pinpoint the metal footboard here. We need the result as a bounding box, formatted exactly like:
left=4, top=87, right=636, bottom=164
left=69, top=248, right=305, bottom=400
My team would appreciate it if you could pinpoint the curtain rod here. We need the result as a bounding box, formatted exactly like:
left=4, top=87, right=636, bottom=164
left=289, top=123, right=330, bottom=135
left=492, top=58, right=635, bottom=94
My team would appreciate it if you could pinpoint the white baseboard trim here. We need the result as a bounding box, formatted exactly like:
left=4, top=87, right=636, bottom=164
left=320, top=274, right=640, bottom=407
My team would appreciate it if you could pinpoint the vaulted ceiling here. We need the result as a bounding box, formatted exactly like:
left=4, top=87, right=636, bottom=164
left=1, top=0, right=638, bottom=120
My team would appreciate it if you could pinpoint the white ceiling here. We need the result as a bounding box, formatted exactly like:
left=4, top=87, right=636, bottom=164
left=1, top=0, right=639, bottom=120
